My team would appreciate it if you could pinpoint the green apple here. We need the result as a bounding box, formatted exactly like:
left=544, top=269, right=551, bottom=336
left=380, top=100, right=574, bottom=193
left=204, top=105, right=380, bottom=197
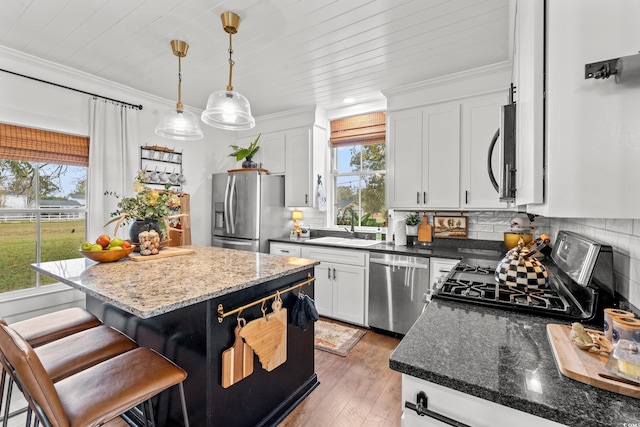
left=90, top=244, right=103, bottom=251
left=80, top=242, right=93, bottom=251
left=110, top=238, right=124, bottom=248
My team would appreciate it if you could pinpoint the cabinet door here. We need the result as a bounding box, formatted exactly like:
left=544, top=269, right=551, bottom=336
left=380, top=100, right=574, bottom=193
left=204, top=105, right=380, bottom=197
left=422, top=103, right=460, bottom=208
left=285, top=128, right=313, bottom=207
left=313, top=263, right=333, bottom=317
left=259, top=132, right=285, bottom=174
left=332, top=263, right=366, bottom=325
left=387, top=108, right=423, bottom=208
left=460, top=93, right=510, bottom=209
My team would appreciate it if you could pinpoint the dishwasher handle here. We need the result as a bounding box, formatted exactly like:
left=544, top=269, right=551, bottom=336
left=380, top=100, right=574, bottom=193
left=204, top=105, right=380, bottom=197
left=369, top=258, right=430, bottom=269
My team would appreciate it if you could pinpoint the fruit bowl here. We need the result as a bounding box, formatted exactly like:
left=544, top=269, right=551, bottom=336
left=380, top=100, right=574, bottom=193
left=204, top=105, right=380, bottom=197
left=79, top=247, right=134, bottom=263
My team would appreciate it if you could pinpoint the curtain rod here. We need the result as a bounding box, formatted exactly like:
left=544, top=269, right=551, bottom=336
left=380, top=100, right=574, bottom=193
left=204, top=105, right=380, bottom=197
left=0, top=68, right=143, bottom=110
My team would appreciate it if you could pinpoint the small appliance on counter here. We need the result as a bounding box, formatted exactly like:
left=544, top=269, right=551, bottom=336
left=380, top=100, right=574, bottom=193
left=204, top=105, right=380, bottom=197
left=503, top=214, right=538, bottom=249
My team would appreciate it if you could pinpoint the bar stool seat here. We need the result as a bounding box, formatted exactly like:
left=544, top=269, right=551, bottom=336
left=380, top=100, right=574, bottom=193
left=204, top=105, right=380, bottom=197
left=8, top=307, right=101, bottom=347
left=0, top=324, right=189, bottom=427
left=36, top=325, right=137, bottom=382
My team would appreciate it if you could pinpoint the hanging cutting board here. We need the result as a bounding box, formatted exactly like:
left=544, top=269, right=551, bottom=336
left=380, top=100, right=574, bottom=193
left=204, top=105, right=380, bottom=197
left=221, top=323, right=254, bottom=388
left=546, top=323, right=640, bottom=399
left=239, top=299, right=287, bottom=371
left=417, top=214, right=432, bottom=242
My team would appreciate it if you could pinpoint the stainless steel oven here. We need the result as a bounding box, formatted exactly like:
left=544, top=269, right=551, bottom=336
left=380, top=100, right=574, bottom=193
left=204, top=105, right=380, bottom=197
left=368, top=253, right=430, bottom=335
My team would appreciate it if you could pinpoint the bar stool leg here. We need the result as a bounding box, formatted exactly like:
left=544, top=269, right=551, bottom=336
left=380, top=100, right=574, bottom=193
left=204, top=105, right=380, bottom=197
left=179, top=383, right=190, bottom=427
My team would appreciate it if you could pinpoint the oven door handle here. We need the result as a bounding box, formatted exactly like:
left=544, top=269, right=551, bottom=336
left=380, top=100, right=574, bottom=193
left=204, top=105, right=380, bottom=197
left=405, top=391, right=471, bottom=427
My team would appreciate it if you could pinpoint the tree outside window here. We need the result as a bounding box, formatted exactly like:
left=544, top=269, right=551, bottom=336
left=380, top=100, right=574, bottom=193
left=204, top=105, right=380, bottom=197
left=333, top=142, right=386, bottom=227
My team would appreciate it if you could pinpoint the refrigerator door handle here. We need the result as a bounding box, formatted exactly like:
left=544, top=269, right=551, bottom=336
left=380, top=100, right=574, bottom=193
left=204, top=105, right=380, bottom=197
left=224, top=174, right=231, bottom=233
left=229, top=174, right=237, bottom=234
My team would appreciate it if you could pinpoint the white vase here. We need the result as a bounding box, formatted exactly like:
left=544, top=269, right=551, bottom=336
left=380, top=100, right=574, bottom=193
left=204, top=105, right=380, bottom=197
left=406, top=224, right=418, bottom=236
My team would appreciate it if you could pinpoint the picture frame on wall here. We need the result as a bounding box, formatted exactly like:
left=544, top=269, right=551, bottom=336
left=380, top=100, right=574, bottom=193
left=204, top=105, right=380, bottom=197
left=433, top=215, right=468, bottom=239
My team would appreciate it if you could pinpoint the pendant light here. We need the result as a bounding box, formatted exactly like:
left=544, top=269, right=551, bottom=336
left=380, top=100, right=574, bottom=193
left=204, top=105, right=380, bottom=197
left=201, top=12, right=256, bottom=130
left=155, top=40, right=204, bottom=140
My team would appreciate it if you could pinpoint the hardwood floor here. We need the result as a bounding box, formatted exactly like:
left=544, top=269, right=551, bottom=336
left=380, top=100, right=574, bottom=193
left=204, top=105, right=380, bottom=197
left=279, top=320, right=402, bottom=427
left=4, top=320, right=402, bottom=427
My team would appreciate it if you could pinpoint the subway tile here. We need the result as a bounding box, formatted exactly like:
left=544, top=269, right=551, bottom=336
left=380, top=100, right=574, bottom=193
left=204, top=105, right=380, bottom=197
left=606, top=219, right=633, bottom=234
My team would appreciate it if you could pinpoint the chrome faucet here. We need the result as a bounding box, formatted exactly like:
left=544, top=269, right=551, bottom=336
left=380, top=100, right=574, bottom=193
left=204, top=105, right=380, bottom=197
left=341, top=207, right=356, bottom=237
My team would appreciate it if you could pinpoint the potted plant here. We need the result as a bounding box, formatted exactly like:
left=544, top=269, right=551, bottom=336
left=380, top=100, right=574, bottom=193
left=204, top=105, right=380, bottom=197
left=105, top=171, right=185, bottom=243
left=405, top=213, right=420, bottom=236
left=229, top=133, right=261, bottom=168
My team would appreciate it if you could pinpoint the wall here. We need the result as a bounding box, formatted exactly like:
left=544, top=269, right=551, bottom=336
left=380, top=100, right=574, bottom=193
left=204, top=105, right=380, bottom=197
left=0, top=46, right=237, bottom=246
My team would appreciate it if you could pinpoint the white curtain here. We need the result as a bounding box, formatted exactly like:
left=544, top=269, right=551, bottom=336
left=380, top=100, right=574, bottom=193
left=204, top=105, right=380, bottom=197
left=87, top=98, right=139, bottom=240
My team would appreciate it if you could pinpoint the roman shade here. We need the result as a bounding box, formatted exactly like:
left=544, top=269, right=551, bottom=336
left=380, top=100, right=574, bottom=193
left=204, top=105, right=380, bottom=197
left=330, top=112, right=385, bottom=147
left=0, top=123, right=89, bottom=166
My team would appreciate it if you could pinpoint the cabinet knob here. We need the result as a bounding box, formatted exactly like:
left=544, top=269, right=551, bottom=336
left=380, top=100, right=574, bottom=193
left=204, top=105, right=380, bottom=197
left=423, top=192, right=427, bottom=204
left=416, top=192, right=420, bottom=204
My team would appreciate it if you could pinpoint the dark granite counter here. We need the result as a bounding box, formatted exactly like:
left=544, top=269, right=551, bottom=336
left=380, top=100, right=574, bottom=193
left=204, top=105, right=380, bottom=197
left=270, top=235, right=506, bottom=264
left=390, top=298, right=640, bottom=427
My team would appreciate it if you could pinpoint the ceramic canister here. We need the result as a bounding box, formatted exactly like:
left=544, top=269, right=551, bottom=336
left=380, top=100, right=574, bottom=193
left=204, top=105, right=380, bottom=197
left=604, top=308, right=634, bottom=341
left=612, top=316, right=640, bottom=345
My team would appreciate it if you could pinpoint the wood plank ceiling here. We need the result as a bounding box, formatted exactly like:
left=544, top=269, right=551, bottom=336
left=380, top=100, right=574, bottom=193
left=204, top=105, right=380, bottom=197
left=0, top=0, right=511, bottom=117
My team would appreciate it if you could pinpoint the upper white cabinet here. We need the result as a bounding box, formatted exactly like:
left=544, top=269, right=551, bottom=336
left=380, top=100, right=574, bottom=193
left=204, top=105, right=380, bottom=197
left=387, top=102, right=460, bottom=209
left=285, top=127, right=313, bottom=207
left=460, top=93, right=511, bottom=209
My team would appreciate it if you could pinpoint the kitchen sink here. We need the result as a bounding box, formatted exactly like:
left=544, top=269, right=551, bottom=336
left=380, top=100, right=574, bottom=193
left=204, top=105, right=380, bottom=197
left=305, top=236, right=380, bottom=247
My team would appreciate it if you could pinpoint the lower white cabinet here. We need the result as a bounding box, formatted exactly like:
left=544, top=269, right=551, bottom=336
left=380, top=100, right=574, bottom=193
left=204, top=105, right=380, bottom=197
left=300, top=246, right=368, bottom=326
left=401, top=374, right=566, bottom=427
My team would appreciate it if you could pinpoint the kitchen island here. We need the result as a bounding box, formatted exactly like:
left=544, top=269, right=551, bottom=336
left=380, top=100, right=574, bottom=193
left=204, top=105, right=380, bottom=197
left=32, top=245, right=319, bottom=427
left=390, top=298, right=640, bottom=427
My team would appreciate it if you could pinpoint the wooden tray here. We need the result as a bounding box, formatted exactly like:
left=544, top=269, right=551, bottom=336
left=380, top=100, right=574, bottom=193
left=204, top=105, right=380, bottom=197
left=128, top=246, right=195, bottom=261
left=547, top=323, right=640, bottom=399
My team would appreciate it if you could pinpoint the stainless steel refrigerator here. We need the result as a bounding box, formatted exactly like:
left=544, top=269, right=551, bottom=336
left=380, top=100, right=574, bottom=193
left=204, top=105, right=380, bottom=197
left=211, top=171, right=287, bottom=253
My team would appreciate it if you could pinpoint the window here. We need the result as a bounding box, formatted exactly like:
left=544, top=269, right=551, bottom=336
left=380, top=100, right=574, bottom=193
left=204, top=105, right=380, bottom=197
left=0, top=124, right=88, bottom=293
left=330, top=112, right=386, bottom=228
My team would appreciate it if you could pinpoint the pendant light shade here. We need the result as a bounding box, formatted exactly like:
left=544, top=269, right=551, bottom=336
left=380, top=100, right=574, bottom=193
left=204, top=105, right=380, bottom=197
left=155, top=40, right=204, bottom=140
left=201, top=12, right=256, bottom=131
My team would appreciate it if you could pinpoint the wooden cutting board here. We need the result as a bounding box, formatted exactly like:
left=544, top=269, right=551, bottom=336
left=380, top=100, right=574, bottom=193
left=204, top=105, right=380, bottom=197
left=546, top=323, right=640, bottom=398
left=239, top=299, right=287, bottom=372
left=417, top=214, right=432, bottom=242
left=221, top=324, right=254, bottom=388
left=128, top=246, right=195, bottom=261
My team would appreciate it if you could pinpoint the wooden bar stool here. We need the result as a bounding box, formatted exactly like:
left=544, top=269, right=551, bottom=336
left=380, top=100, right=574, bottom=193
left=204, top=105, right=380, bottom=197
left=2, top=325, right=137, bottom=426
left=0, top=308, right=102, bottom=425
left=0, top=323, right=189, bottom=427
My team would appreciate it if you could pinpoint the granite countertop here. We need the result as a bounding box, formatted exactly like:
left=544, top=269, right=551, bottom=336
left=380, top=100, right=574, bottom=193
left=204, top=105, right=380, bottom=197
left=390, top=298, right=640, bottom=427
left=31, top=245, right=318, bottom=319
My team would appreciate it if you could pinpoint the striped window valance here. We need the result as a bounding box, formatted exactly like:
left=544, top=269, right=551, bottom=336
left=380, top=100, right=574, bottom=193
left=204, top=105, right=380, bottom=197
left=330, top=112, right=386, bottom=147
left=0, top=123, right=89, bottom=166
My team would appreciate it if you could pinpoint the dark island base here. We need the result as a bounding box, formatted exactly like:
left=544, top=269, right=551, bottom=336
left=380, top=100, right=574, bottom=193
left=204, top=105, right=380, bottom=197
left=87, top=269, right=318, bottom=427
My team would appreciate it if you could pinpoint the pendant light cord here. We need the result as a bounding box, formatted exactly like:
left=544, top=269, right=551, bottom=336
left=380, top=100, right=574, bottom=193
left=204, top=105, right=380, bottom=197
left=227, top=32, right=234, bottom=91
left=176, top=55, right=184, bottom=111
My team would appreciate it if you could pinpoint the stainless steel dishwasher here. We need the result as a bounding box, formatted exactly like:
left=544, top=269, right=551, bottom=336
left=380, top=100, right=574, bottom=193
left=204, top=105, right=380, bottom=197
left=368, top=253, right=431, bottom=335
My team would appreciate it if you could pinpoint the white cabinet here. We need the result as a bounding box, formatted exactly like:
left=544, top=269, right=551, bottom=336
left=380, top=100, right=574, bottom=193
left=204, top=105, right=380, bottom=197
left=460, top=93, right=511, bottom=209
left=285, top=128, right=313, bottom=207
left=387, top=103, right=460, bottom=209
left=429, top=258, right=458, bottom=291
left=269, top=242, right=302, bottom=257
left=401, top=374, right=566, bottom=427
left=300, top=246, right=368, bottom=326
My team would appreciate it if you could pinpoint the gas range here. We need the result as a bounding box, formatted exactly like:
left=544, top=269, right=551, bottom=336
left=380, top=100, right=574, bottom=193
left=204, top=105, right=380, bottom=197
left=434, top=231, right=616, bottom=323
